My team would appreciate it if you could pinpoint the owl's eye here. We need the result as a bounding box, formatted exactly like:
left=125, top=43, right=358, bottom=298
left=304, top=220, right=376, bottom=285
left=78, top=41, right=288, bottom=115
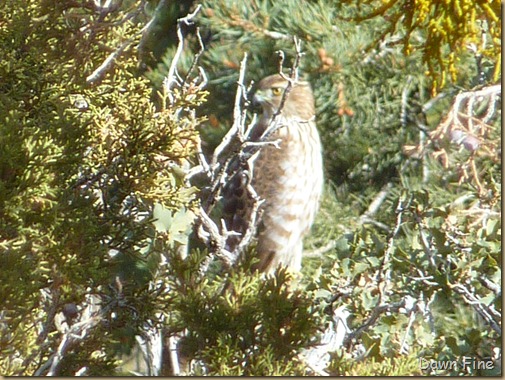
left=271, top=87, right=283, bottom=96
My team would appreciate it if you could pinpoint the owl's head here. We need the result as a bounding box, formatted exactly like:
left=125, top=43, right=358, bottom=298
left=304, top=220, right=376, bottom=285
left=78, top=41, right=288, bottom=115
left=253, top=74, right=315, bottom=121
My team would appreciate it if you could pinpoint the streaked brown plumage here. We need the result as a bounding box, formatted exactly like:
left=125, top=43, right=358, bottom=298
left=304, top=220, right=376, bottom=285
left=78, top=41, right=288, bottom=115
left=224, top=74, right=323, bottom=274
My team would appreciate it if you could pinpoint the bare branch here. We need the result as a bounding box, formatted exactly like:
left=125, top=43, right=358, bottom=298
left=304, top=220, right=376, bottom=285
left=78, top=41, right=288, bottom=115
left=414, top=214, right=438, bottom=269
left=400, top=76, right=413, bottom=128
left=168, top=335, right=181, bottom=376
left=19, top=287, right=61, bottom=375
left=358, top=182, right=393, bottom=232
left=301, top=306, right=350, bottom=375
left=243, top=139, right=281, bottom=150
left=210, top=53, right=249, bottom=168
left=75, top=367, right=88, bottom=376
left=163, top=4, right=203, bottom=104
left=262, top=29, right=290, bottom=40
left=408, top=84, right=501, bottom=195
left=35, top=294, right=103, bottom=376
left=399, top=297, right=417, bottom=355
left=345, top=300, right=406, bottom=343
left=377, top=194, right=409, bottom=300
left=86, top=39, right=131, bottom=84
left=46, top=315, right=102, bottom=376
left=450, top=283, right=501, bottom=335
left=479, top=275, right=501, bottom=296
left=260, top=36, right=305, bottom=141
left=183, top=26, right=207, bottom=90
left=304, top=240, right=337, bottom=258
left=86, top=7, right=153, bottom=84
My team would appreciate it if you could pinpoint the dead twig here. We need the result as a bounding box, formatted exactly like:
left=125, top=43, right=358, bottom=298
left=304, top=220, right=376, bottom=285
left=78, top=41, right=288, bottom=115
left=86, top=7, right=154, bottom=84
left=304, top=240, right=338, bottom=258
left=211, top=53, right=250, bottom=168
left=163, top=5, right=203, bottom=104
left=358, top=182, right=394, bottom=232
left=345, top=300, right=406, bottom=343
left=260, top=36, right=305, bottom=141
left=377, top=194, right=409, bottom=300
left=450, top=283, right=501, bottom=335
left=35, top=295, right=103, bottom=376
left=404, top=84, right=501, bottom=195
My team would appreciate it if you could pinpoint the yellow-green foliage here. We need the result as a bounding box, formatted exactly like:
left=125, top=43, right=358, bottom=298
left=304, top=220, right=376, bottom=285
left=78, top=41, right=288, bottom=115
left=0, top=0, right=202, bottom=375
left=166, top=249, right=320, bottom=376
left=343, top=0, right=501, bottom=92
left=329, top=349, right=423, bottom=376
